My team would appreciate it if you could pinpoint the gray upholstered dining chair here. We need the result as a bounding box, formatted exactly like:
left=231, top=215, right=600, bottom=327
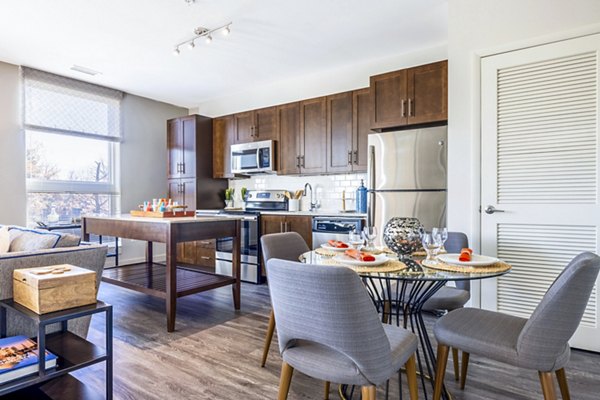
left=267, top=258, right=419, bottom=400
left=260, top=232, right=310, bottom=368
left=432, top=251, right=600, bottom=400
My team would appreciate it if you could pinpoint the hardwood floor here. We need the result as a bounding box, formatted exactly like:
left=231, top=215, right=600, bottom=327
left=74, top=282, right=600, bottom=399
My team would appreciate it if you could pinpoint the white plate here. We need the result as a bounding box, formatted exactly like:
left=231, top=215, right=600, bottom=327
left=320, top=243, right=351, bottom=252
left=437, top=253, right=499, bottom=267
left=333, top=253, right=389, bottom=267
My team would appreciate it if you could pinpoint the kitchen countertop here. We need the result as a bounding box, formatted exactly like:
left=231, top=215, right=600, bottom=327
left=196, top=209, right=366, bottom=218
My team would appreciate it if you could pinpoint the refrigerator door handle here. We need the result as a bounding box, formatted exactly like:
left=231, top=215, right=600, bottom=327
left=367, top=145, right=376, bottom=227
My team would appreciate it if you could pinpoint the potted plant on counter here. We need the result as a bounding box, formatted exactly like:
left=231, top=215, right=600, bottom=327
left=225, top=188, right=235, bottom=209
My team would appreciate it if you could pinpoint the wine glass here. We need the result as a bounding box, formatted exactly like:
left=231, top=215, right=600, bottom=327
left=362, top=226, right=378, bottom=251
left=432, top=227, right=448, bottom=252
left=348, top=230, right=364, bottom=250
left=421, top=232, right=442, bottom=261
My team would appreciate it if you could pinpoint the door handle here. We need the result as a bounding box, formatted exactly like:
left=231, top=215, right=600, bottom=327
left=181, top=162, right=185, bottom=174
left=484, top=205, right=505, bottom=214
left=348, top=151, right=353, bottom=165
left=284, top=222, right=289, bottom=232
left=401, top=99, right=406, bottom=117
left=353, top=150, right=358, bottom=165
left=408, top=98, right=413, bottom=117
left=301, top=155, right=306, bottom=168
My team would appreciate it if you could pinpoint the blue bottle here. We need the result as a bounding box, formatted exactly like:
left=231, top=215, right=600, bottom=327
left=356, top=179, right=367, bottom=213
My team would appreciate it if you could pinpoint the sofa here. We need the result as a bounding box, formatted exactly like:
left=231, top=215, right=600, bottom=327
left=0, top=226, right=107, bottom=339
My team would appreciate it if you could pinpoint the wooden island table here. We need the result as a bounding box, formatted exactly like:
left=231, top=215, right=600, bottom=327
left=82, top=214, right=241, bottom=332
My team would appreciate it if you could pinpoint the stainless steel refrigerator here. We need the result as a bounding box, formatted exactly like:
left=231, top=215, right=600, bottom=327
left=367, top=126, right=447, bottom=238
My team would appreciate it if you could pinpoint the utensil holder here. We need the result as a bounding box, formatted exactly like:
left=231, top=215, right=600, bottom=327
left=288, top=199, right=300, bottom=212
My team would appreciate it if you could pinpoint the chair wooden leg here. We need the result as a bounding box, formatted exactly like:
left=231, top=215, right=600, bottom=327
left=278, top=362, right=294, bottom=400
left=460, top=351, right=470, bottom=390
left=452, top=347, right=459, bottom=381
left=382, top=300, right=391, bottom=324
left=433, top=344, right=449, bottom=400
left=361, top=385, right=376, bottom=400
left=324, top=381, right=331, bottom=400
left=555, top=368, right=570, bottom=400
left=539, top=371, right=557, bottom=400
left=260, top=309, right=276, bottom=367
left=404, top=354, right=418, bottom=400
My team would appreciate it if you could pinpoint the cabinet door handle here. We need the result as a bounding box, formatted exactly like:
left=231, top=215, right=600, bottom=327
left=353, top=150, right=359, bottom=165
left=279, top=221, right=283, bottom=232
left=181, top=183, right=185, bottom=193
left=348, top=151, right=353, bottom=165
left=253, top=125, right=258, bottom=138
left=401, top=100, right=406, bottom=117
left=181, top=162, right=185, bottom=174
left=301, top=155, right=306, bottom=168
left=200, top=256, right=211, bottom=260
left=199, top=241, right=211, bottom=245
left=408, top=98, right=413, bottom=117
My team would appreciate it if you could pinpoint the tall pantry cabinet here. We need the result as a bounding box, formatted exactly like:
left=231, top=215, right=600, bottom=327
left=167, top=114, right=227, bottom=267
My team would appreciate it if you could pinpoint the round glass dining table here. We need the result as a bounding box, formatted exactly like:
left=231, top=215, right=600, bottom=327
left=300, top=251, right=511, bottom=400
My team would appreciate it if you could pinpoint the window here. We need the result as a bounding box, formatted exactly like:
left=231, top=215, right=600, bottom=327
left=23, top=67, right=122, bottom=225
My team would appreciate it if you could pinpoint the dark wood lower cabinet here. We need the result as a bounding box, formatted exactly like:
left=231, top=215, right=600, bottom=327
left=260, top=215, right=312, bottom=276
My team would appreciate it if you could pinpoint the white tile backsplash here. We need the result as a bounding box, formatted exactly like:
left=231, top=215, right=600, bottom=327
left=228, top=173, right=368, bottom=212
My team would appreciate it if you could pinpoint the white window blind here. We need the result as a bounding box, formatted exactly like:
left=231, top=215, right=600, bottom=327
left=23, top=67, right=122, bottom=224
left=23, top=67, right=122, bottom=141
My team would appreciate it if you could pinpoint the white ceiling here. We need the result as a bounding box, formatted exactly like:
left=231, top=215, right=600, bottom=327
left=0, top=0, right=448, bottom=108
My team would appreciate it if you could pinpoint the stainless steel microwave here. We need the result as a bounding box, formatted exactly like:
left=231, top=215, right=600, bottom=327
left=231, top=140, right=276, bottom=174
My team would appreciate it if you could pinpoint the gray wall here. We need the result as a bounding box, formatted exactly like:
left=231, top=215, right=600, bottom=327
left=0, top=60, right=187, bottom=263
left=118, top=93, right=187, bottom=264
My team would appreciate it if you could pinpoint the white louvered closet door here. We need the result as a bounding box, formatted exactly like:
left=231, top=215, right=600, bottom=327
left=481, top=34, right=600, bottom=351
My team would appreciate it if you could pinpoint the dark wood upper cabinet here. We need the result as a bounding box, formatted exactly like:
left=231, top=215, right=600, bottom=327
left=254, top=106, right=278, bottom=141
left=277, top=102, right=301, bottom=175
left=213, top=115, right=234, bottom=179
left=299, top=97, right=327, bottom=174
left=370, top=69, right=408, bottom=130
left=326, top=92, right=353, bottom=173
left=233, top=106, right=279, bottom=143
left=233, top=111, right=254, bottom=143
left=167, top=116, right=199, bottom=179
left=166, top=114, right=227, bottom=210
left=407, top=61, right=448, bottom=125
left=370, top=60, right=447, bottom=131
left=353, top=88, right=371, bottom=172
left=167, top=119, right=182, bottom=179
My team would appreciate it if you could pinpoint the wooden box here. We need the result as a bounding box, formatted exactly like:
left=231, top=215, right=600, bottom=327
left=13, top=264, right=97, bottom=314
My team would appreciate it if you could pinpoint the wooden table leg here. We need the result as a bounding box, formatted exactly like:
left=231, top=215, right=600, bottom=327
left=232, top=220, right=241, bottom=310
left=166, top=228, right=177, bottom=332
left=147, top=241, right=153, bottom=265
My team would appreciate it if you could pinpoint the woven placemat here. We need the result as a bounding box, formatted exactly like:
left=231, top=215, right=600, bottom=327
left=314, top=247, right=340, bottom=257
left=321, top=258, right=408, bottom=273
left=422, top=259, right=511, bottom=273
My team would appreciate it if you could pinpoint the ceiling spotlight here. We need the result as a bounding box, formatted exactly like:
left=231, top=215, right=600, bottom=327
left=172, top=22, right=231, bottom=55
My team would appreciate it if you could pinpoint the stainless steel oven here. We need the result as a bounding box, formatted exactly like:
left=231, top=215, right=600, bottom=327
left=215, top=212, right=261, bottom=284
left=231, top=140, right=276, bottom=175
left=213, top=190, right=288, bottom=284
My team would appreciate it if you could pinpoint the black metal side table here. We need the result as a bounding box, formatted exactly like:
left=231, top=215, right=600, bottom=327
left=0, top=300, right=113, bottom=399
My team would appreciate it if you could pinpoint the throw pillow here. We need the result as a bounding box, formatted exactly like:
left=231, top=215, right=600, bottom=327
left=0, top=226, right=9, bottom=254
left=55, top=233, right=81, bottom=248
left=8, top=228, right=61, bottom=253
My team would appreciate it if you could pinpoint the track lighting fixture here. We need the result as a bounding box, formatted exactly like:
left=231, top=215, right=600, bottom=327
left=173, top=22, right=232, bottom=54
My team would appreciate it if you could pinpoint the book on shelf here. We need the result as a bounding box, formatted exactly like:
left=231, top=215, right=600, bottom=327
left=0, top=336, right=57, bottom=384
